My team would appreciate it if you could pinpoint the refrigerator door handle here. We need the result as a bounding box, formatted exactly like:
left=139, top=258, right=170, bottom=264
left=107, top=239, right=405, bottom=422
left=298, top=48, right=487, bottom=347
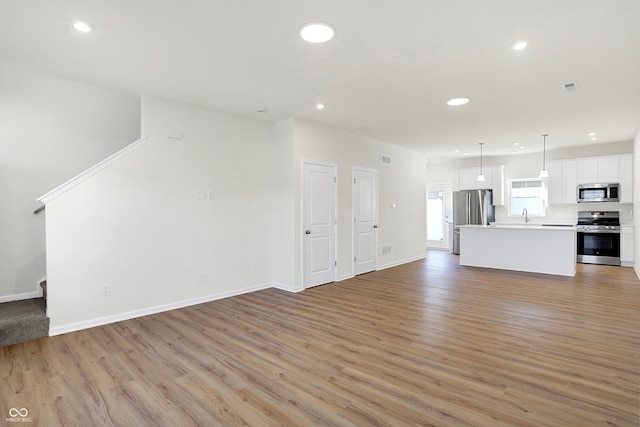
left=466, top=193, right=471, bottom=224
left=478, top=190, right=485, bottom=225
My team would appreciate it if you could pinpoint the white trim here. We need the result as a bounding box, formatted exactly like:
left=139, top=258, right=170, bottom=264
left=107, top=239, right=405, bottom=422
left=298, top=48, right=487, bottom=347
left=38, top=136, right=149, bottom=204
left=337, top=273, right=355, bottom=282
left=271, top=282, right=304, bottom=293
left=0, top=290, right=41, bottom=304
left=49, top=282, right=272, bottom=336
left=635, top=265, right=640, bottom=280
left=378, top=254, right=427, bottom=271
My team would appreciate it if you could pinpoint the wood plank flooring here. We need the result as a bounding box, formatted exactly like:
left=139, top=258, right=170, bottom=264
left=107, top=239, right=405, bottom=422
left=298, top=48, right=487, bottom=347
left=2, top=251, right=639, bottom=426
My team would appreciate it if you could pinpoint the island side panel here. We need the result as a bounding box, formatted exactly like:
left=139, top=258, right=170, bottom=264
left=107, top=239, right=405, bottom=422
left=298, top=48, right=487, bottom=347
left=459, top=227, right=576, bottom=276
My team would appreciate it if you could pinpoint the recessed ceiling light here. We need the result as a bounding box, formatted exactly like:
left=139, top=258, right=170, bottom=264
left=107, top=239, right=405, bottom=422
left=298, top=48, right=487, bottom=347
left=514, top=142, right=520, bottom=146
left=446, top=97, right=470, bottom=106
left=588, top=132, right=596, bottom=137
left=73, top=20, right=94, bottom=33
left=512, top=41, right=528, bottom=50
left=520, top=146, right=525, bottom=149
left=315, top=103, right=325, bottom=110
left=256, top=107, right=267, bottom=114
left=590, top=137, right=598, bottom=141
left=300, top=23, right=335, bottom=43
left=463, top=152, right=469, bottom=156
left=454, top=149, right=460, bottom=153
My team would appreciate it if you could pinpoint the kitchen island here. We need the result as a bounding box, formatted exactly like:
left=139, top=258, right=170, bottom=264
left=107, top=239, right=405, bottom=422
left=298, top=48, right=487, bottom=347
left=458, top=224, right=577, bottom=276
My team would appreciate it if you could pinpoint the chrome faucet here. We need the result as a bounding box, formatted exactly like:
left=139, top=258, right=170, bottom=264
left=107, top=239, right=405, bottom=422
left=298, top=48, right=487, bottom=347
left=522, top=208, right=530, bottom=223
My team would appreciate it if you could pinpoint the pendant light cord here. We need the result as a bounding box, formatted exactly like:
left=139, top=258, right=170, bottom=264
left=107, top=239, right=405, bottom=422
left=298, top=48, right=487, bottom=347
left=542, top=134, right=548, bottom=168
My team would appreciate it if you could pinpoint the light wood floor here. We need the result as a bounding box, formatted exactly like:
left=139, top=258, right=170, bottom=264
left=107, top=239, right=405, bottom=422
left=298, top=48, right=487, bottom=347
left=2, top=251, right=639, bottom=426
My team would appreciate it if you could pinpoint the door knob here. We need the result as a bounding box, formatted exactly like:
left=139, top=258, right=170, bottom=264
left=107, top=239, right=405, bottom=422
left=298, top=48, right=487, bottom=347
left=305, top=230, right=311, bottom=234
left=373, top=225, right=378, bottom=229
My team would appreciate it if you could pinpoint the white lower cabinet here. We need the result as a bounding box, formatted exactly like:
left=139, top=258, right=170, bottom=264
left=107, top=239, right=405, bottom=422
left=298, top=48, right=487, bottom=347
left=621, top=225, right=634, bottom=266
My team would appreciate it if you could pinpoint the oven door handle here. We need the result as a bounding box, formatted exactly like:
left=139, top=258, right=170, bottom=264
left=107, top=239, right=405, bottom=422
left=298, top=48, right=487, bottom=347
left=576, top=229, right=621, bottom=234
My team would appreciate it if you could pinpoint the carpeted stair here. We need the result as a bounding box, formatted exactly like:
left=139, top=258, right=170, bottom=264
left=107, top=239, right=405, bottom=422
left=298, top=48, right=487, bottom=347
left=0, top=282, right=50, bottom=347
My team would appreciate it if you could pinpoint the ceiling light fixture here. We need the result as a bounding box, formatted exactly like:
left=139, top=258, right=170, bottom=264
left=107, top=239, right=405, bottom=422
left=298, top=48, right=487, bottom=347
left=512, top=41, right=528, bottom=50
left=300, top=22, right=335, bottom=43
left=73, top=20, right=94, bottom=33
left=539, top=134, right=549, bottom=178
left=447, top=97, right=470, bottom=106
left=315, top=103, right=325, bottom=110
left=477, top=142, right=486, bottom=182
left=590, top=137, right=598, bottom=141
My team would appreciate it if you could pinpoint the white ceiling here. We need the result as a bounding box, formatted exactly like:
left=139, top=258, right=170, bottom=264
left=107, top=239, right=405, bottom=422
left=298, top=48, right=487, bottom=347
left=1, top=0, right=639, bottom=162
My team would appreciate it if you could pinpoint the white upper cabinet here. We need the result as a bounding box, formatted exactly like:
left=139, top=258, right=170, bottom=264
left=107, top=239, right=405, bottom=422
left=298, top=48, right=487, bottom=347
left=550, top=154, right=632, bottom=204
left=577, top=158, right=598, bottom=183
left=454, top=165, right=504, bottom=205
left=458, top=167, right=492, bottom=190
left=619, top=153, right=633, bottom=204
left=577, top=156, right=620, bottom=184
left=547, top=160, right=577, bottom=204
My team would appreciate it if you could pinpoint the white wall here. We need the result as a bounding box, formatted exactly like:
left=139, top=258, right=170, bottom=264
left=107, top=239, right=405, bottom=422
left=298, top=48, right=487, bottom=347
left=427, top=140, right=634, bottom=224
left=291, top=119, right=427, bottom=284
left=46, top=96, right=274, bottom=331
left=634, top=129, right=640, bottom=278
left=43, top=93, right=427, bottom=332
left=0, top=62, right=140, bottom=300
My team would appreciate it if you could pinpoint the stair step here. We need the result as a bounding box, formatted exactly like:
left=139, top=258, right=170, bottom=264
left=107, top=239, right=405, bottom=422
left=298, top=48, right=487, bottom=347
left=40, top=280, right=47, bottom=307
left=0, top=298, right=50, bottom=347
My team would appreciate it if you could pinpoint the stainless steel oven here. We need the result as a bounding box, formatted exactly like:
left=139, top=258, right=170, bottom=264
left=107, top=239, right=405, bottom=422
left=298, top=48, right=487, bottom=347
left=576, top=211, right=621, bottom=266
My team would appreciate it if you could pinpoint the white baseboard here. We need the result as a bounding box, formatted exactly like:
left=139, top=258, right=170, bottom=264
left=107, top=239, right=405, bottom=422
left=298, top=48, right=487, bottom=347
left=0, top=276, right=48, bottom=303
left=271, top=282, right=304, bottom=293
left=337, top=274, right=354, bottom=282
left=49, top=282, right=273, bottom=336
left=635, top=265, right=640, bottom=280
left=0, top=290, right=41, bottom=304
left=378, top=254, right=427, bottom=271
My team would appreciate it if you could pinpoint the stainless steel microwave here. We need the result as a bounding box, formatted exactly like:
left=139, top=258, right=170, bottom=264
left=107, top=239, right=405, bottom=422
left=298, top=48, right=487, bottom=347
left=577, top=183, right=620, bottom=203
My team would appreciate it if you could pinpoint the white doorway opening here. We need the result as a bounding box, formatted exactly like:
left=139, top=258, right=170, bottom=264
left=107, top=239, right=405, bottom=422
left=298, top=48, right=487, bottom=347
left=427, top=183, right=452, bottom=250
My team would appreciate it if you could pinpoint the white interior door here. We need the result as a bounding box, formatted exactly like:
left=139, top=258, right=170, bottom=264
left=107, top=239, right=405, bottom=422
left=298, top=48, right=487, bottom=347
left=303, top=161, right=336, bottom=288
left=427, top=183, right=452, bottom=250
left=353, top=168, right=378, bottom=275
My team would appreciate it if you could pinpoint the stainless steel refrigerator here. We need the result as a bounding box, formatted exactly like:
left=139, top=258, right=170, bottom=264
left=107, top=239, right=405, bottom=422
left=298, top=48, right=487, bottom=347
left=452, top=189, right=495, bottom=254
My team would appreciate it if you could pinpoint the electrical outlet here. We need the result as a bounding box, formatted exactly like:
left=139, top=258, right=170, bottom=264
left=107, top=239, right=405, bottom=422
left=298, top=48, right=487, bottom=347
left=102, top=284, right=111, bottom=296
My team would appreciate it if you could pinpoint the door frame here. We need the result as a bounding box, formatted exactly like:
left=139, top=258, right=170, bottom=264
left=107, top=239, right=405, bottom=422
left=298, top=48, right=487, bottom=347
left=301, top=159, right=338, bottom=288
left=426, top=183, right=452, bottom=250
left=352, top=166, right=379, bottom=275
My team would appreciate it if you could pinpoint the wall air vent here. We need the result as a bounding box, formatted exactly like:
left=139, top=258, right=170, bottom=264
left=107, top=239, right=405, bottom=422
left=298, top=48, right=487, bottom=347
left=382, top=245, right=392, bottom=255
left=381, top=155, right=392, bottom=165
left=562, top=82, right=578, bottom=92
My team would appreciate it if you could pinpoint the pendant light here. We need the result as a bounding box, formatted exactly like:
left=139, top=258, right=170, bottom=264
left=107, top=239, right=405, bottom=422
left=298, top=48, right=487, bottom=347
left=539, top=134, right=549, bottom=178
left=477, top=142, right=486, bottom=182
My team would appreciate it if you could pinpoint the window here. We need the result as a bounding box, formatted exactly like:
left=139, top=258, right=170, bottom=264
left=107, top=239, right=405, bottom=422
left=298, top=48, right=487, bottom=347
left=509, top=178, right=546, bottom=217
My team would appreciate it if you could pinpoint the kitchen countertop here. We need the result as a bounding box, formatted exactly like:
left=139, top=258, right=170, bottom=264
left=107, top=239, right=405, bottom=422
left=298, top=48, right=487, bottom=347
left=459, top=224, right=576, bottom=230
